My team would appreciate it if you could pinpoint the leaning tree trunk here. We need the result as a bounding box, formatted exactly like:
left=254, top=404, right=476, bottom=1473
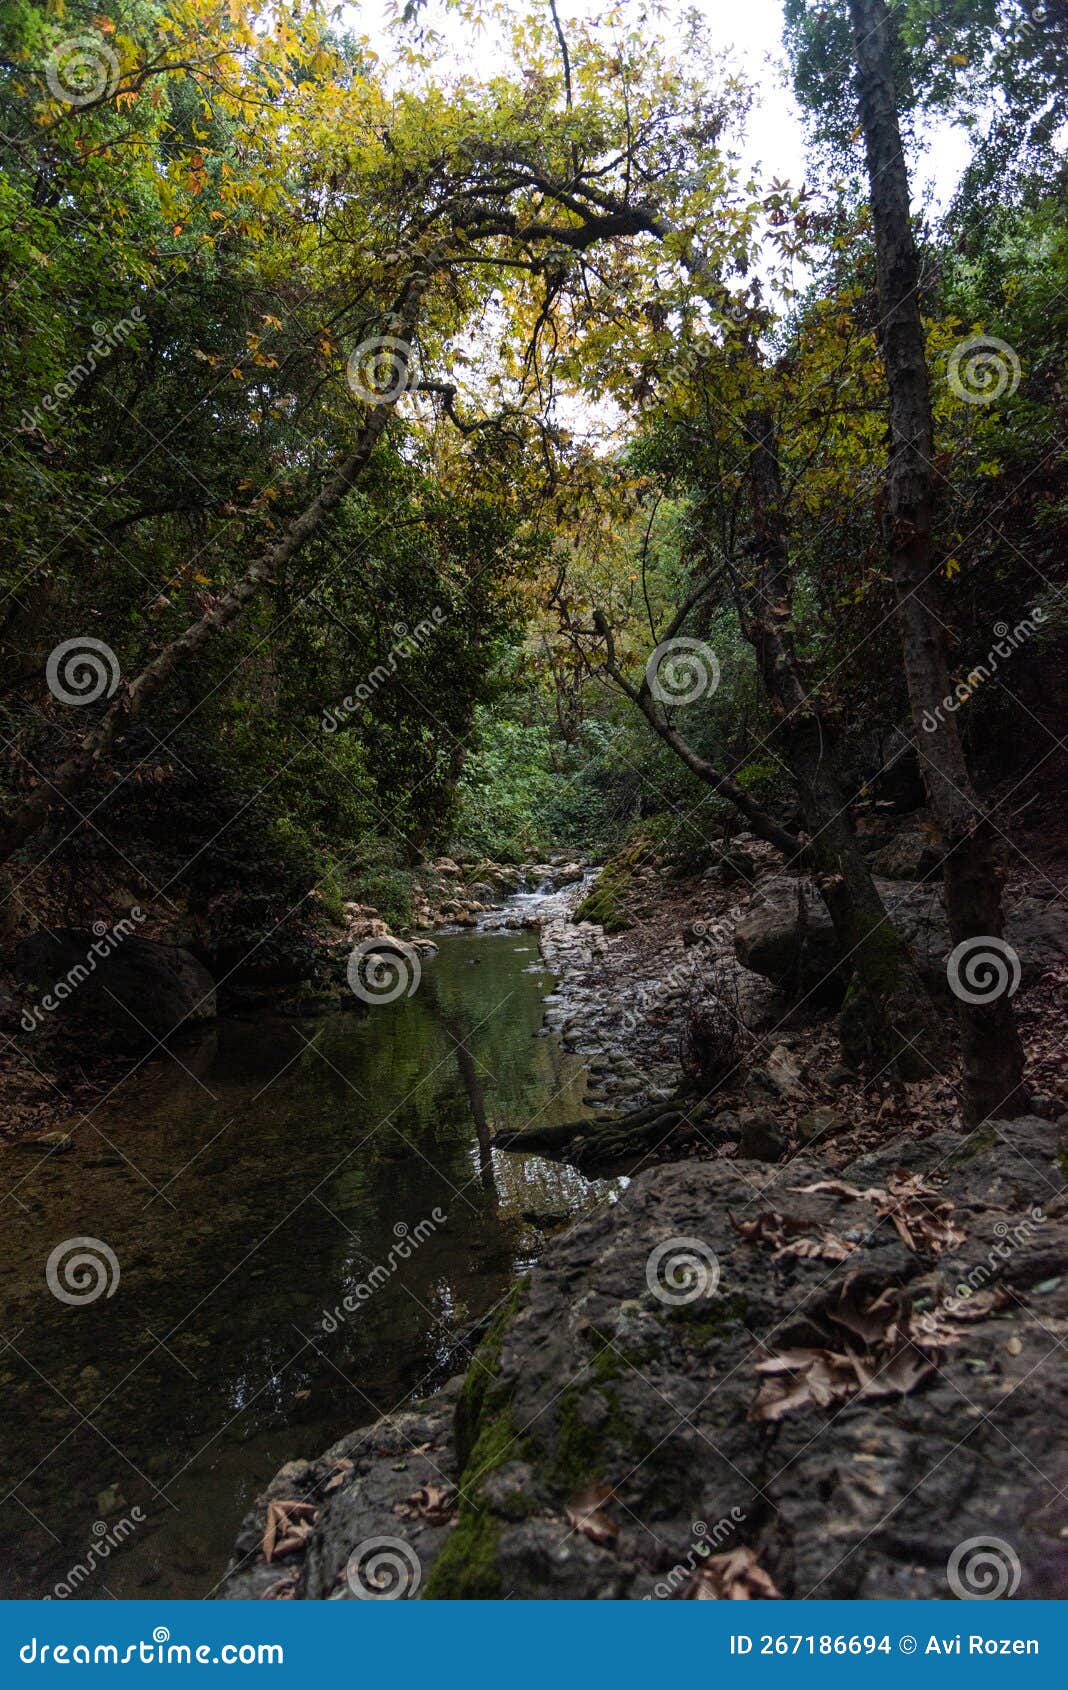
left=593, top=608, right=805, bottom=859
left=744, top=407, right=934, bottom=1075
left=848, top=0, right=1027, bottom=1124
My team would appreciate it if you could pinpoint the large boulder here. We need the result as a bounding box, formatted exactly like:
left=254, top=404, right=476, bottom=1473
left=867, top=823, right=946, bottom=881
left=840, top=727, right=926, bottom=812
left=222, top=1115, right=1068, bottom=1600
left=734, top=874, right=1067, bottom=998
left=16, top=928, right=216, bottom=1047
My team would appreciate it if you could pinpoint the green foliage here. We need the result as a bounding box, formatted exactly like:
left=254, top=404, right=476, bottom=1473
left=0, top=0, right=1062, bottom=961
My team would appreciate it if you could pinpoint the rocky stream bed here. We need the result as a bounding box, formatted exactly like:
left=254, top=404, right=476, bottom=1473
left=219, top=834, right=1068, bottom=1601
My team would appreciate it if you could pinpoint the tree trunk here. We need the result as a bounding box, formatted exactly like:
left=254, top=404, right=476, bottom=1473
left=848, top=0, right=1027, bottom=1123
left=744, top=407, right=933, bottom=1075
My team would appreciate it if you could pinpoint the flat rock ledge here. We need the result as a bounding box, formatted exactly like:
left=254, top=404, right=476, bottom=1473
left=220, top=1116, right=1068, bottom=1601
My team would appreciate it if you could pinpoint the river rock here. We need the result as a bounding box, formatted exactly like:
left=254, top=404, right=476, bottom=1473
left=766, top=1043, right=805, bottom=1097
left=701, top=1108, right=741, bottom=1140
left=347, top=916, right=389, bottom=944
left=224, top=1115, right=1068, bottom=1600
left=14, top=1130, right=73, bottom=1153
left=737, top=1109, right=785, bottom=1161
left=221, top=1381, right=463, bottom=1599
left=15, top=929, right=216, bottom=1046
left=867, top=825, right=945, bottom=881
left=796, top=1106, right=849, bottom=1145
left=553, top=862, right=585, bottom=886
left=734, top=874, right=1068, bottom=997
left=716, top=845, right=758, bottom=885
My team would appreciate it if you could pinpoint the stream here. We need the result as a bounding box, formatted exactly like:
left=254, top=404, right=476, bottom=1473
left=0, top=896, right=618, bottom=1599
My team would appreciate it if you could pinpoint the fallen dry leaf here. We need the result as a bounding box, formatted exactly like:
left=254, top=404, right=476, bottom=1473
left=731, top=1208, right=857, bottom=1263
left=262, top=1499, right=318, bottom=1563
left=790, top=1171, right=964, bottom=1257
left=777, top=1231, right=855, bottom=1262
left=686, top=1546, right=781, bottom=1599
left=944, top=1287, right=1012, bottom=1321
left=262, top=1573, right=299, bottom=1599
left=790, top=1179, right=886, bottom=1202
left=393, top=1482, right=457, bottom=1525
left=752, top=1280, right=947, bottom=1423
left=825, top=1283, right=901, bottom=1346
left=751, top=1339, right=935, bottom=1422
left=321, top=1458, right=354, bottom=1496
left=566, top=1481, right=620, bottom=1545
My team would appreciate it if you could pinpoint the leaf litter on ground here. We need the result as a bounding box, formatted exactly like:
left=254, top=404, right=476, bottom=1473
left=684, top=1545, right=782, bottom=1599
left=566, top=1480, right=620, bottom=1545
left=750, top=1281, right=962, bottom=1423
left=262, top=1498, right=318, bottom=1562
left=789, top=1171, right=965, bottom=1255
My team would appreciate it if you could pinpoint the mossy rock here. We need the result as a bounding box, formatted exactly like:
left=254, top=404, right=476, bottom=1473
left=424, top=1284, right=529, bottom=1600
left=574, top=836, right=650, bottom=932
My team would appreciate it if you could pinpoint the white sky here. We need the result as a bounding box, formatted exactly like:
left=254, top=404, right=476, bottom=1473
left=342, top=0, right=971, bottom=443
left=346, top=0, right=970, bottom=208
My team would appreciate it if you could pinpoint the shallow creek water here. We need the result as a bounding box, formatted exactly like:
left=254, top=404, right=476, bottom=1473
left=0, top=918, right=618, bottom=1598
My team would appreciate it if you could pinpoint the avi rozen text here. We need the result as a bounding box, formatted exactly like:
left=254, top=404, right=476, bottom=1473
left=728, top=1635, right=1039, bottom=1657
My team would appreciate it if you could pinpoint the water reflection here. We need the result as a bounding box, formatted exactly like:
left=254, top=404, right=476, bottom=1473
left=0, top=929, right=617, bottom=1597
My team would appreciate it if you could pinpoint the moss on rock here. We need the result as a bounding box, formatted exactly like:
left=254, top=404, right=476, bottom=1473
left=423, top=1284, right=529, bottom=1599
left=574, top=837, right=649, bottom=932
